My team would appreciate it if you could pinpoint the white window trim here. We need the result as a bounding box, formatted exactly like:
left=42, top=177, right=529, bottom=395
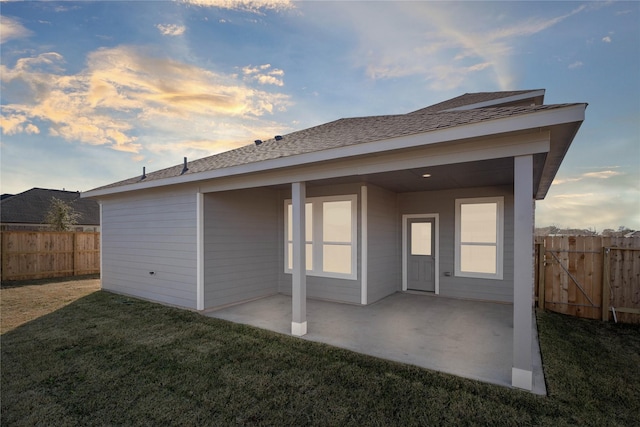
left=454, top=196, right=504, bottom=280
left=284, top=194, right=358, bottom=280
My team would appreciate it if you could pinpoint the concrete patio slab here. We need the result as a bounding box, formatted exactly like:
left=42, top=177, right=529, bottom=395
left=206, top=292, right=546, bottom=394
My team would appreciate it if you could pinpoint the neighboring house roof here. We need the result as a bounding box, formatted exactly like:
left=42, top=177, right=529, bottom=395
left=0, top=188, right=100, bottom=226
left=84, top=89, right=586, bottom=199
left=1, top=194, right=14, bottom=201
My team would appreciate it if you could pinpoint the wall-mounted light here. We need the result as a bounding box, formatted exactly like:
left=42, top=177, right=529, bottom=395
left=422, top=173, right=432, bottom=178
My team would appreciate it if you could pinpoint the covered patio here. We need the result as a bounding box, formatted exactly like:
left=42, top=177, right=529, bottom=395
left=206, top=292, right=546, bottom=394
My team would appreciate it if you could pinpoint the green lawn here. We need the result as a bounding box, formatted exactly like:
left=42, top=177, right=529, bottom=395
left=2, top=291, right=639, bottom=426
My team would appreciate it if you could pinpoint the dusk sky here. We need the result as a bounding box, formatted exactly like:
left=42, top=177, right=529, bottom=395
left=1, top=1, right=638, bottom=231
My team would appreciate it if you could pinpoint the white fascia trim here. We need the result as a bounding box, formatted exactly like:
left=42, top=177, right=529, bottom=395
left=445, top=90, right=546, bottom=111
left=82, top=104, right=585, bottom=199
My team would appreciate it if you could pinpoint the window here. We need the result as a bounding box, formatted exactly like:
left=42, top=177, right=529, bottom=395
left=285, top=195, right=357, bottom=280
left=286, top=203, right=313, bottom=271
left=411, top=222, right=432, bottom=256
left=455, top=197, right=503, bottom=280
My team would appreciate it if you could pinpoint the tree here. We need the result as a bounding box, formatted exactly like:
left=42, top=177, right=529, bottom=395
left=45, top=197, right=81, bottom=231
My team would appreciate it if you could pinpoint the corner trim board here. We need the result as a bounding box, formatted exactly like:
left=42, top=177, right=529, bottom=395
left=361, top=185, right=368, bottom=305
left=196, top=192, right=204, bottom=310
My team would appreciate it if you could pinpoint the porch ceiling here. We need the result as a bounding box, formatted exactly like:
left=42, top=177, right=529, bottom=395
left=283, top=155, right=546, bottom=194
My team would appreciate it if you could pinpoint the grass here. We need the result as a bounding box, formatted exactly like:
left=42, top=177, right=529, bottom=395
left=0, top=275, right=99, bottom=334
left=1, top=283, right=639, bottom=426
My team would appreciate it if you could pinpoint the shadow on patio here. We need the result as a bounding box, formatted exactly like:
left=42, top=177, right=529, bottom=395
left=206, top=292, right=546, bottom=394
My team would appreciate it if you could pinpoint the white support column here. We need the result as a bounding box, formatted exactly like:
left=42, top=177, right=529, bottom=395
left=512, top=155, right=534, bottom=390
left=291, top=182, right=307, bottom=336
left=196, top=191, right=205, bottom=311
left=361, top=185, right=368, bottom=305
left=99, top=202, right=103, bottom=289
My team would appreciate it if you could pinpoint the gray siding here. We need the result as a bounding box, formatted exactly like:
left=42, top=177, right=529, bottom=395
left=278, top=183, right=362, bottom=304
left=204, top=188, right=279, bottom=308
left=101, top=189, right=198, bottom=309
left=366, top=184, right=401, bottom=303
left=399, top=185, right=514, bottom=302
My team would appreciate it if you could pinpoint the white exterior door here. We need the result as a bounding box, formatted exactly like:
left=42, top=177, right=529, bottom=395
left=406, top=218, right=435, bottom=292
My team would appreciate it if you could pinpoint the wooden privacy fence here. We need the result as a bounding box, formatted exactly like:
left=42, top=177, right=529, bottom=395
left=1, top=231, right=100, bottom=281
left=535, top=236, right=640, bottom=323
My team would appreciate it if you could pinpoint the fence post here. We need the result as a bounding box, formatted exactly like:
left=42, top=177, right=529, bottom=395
left=1, top=232, right=4, bottom=281
left=72, top=232, right=79, bottom=277
left=537, top=242, right=546, bottom=309
left=601, top=247, right=610, bottom=321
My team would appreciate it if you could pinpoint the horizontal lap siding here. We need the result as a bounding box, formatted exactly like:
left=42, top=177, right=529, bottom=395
left=399, top=186, right=514, bottom=303
left=367, top=185, right=401, bottom=303
left=204, top=188, right=279, bottom=309
left=101, top=190, right=198, bottom=309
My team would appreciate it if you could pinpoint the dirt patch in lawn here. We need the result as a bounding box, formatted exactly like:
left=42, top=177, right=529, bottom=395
left=1, top=275, right=100, bottom=334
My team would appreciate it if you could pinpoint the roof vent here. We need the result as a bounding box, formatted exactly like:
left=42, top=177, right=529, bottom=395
left=181, top=157, right=188, bottom=175
left=254, top=139, right=263, bottom=146
left=142, top=167, right=147, bottom=180
left=274, top=135, right=283, bottom=141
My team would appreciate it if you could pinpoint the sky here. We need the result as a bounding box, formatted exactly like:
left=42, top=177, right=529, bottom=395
left=1, top=0, right=639, bottom=231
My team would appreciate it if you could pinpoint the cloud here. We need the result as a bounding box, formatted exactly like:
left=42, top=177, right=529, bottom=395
left=582, top=170, right=620, bottom=179
left=0, top=46, right=291, bottom=155
left=568, top=61, right=583, bottom=69
left=0, top=113, right=40, bottom=135
left=538, top=167, right=639, bottom=229
left=0, top=16, right=33, bottom=44
left=242, top=64, right=285, bottom=86
left=553, top=169, right=621, bottom=184
left=537, top=186, right=640, bottom=230
left=141, top=115, right=291, bottom=166
left=180, top=0, right=294, bottom=13
left=156, top=24, right=186, bottom=36
left=602, top=35, right=612, bottom=43
left=552, top=193, right=595, bottom=199
left=343, top=2, right=594, bottom=91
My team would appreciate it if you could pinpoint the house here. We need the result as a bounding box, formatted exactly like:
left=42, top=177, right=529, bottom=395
left=1, top=188, right=100, bottom=231
left=83, top=89, right=587, bottom=391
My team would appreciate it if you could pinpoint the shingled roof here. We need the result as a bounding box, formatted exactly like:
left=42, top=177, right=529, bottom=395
left=408, top=89, right=545, bottom=114
left=0, top=188, right=100, bottom=225
left=88, top=89, right=579, bottom=193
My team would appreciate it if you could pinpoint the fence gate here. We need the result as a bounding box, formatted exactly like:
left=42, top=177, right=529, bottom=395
left=537, top=236, right=603, bottom=319
left=536, top=236, right=640, bottom=323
